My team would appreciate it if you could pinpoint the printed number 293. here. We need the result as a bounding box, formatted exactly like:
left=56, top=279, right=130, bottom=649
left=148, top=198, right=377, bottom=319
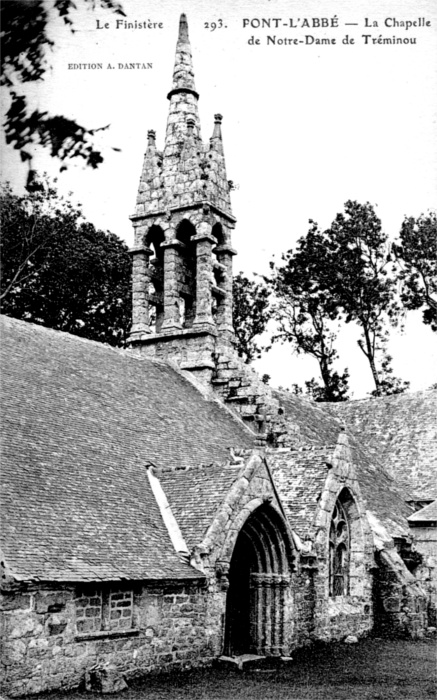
left=204, top=20, right=226, bottom=31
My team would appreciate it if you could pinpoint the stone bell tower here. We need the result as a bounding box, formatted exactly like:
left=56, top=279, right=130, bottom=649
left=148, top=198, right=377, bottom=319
left=128, top=14, right=237, bottom=383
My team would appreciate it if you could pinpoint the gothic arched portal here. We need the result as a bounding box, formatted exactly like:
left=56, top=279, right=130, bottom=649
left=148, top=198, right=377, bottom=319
left=224, top=504, right=292, bottom=657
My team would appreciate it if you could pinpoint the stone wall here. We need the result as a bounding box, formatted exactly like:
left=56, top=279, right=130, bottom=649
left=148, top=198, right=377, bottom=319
left=372, top=548, right=429, bottom=638
left=291, top=564, right=373, bottom=648
left=409, top=525, right=437, bottom=626
left=133, top=327, right=219, bottom=385
left=0, top=581, right=210, bottom=697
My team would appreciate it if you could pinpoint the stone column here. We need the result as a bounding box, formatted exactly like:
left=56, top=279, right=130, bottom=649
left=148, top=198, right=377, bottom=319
left=251, top=573, right=270, bottom=655
left=161, top=240, right=184, bottom=331
left=249, top=574, right=260, bottom=653
left=214, top=243, right=237, bottom=335
left=274, top=575, right=290, bottom=656
left=271, top=576, right=279, bottom=654
left=129, top=246, right=153, bottom=336
left=192, top=223, right=217, bottom=328
left=264, top=575, right=273, bottom=654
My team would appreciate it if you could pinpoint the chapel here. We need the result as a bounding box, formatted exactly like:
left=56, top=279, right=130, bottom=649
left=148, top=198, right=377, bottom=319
left=1, top=14, right=436, bottom=697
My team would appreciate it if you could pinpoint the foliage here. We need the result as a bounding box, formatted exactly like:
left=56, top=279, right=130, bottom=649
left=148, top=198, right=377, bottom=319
left=232, top=273, right=271, bottom=363
left=393, top=212, right=437, bottom=331
left=292, top=374, right=351, bottom=403
left=0, top=179, right=131, bottom=346
left=268, top=222, right=350, bottom=402
left=268, top=202, right=412, bottom=398
left=368, top=353, right=410, bottom=397
left=1, top=0, right=124, bottom=177
left=323, top=201, right=409, bottom=397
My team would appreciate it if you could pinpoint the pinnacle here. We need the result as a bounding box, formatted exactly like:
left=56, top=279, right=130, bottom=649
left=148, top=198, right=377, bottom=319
left=212, top=114, right=223, bottom=140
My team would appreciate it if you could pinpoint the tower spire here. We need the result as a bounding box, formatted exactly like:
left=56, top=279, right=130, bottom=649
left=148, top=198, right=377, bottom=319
left=164, top=13, right=201, bottom=157
left=167, top=13, right=198, bottom=100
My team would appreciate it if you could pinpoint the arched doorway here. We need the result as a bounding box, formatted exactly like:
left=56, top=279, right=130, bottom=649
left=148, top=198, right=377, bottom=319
left=224, top=504, right=292, bottom=657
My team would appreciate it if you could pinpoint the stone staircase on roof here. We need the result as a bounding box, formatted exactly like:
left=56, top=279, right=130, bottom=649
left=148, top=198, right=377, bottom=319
left=211, top=348, right=300, bottom=448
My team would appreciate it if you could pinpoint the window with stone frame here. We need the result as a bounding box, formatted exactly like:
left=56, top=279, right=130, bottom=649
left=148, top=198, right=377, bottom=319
left=75, top=587, right=133, bottom=635
left=329, top=499, right=350, bottom=597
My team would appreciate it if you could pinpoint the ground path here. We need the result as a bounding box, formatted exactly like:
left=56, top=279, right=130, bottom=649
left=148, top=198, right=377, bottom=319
left=33, top=639, right=436, bottom=700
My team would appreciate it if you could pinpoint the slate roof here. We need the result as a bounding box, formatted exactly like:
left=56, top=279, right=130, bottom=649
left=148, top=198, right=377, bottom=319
left=274, top=390, right=415, bottom=538
left=273, top=390, right=341, bottom=445
left=160, top=463, right=242, bottom=549
left=162, top=386, right=417, bottom=545
left=330, top=391, right=437, bottom=500
left=408, top=500, right=437, bottom=525
left=1, top=316, right=427, bottom=583
left=0, top=316, right=254, bottom=582
left=269, top=446, right=330, bottom=538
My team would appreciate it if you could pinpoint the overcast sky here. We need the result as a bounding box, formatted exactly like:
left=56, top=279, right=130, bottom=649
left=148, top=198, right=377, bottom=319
left=2, top=0, right=436, bottom=396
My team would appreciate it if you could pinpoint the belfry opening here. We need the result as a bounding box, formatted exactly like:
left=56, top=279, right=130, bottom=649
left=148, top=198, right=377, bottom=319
left=224, top=504, right=293, bottom=657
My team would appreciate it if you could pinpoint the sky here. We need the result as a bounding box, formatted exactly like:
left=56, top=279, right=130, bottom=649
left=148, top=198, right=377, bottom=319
left=1, top=0, right=437, bottom=397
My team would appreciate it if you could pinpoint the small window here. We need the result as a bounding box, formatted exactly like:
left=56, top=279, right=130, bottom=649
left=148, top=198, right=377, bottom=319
left=329, top=501, right=350, bottom=596
left=75, top=588, right=133, bottom=635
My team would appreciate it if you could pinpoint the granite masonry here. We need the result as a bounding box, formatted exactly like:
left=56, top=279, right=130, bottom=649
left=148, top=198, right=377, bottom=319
left=1, top=13, right=435, bottom=697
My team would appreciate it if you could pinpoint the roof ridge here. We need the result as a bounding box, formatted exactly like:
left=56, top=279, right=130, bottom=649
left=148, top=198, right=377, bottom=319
left=333, top=388, right=437, bottom=406
left=1, top=314, right=130, bottom=356
left=0, top=316, right=209, bottom=372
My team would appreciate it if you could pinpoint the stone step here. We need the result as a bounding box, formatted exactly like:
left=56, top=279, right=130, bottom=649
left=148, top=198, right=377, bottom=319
left=216, top=654, right=293, bottom=671
left=217, top=654, right=265, bottom=671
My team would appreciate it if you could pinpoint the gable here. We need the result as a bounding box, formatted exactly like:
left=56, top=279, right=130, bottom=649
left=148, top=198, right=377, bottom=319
left=160, top=451, right=286, bottom=552
left=272, top=393, right=416, bottom=538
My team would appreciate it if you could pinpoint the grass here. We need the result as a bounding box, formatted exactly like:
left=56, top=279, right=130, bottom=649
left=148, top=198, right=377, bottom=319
left=34, top=638, right=436, bottom=700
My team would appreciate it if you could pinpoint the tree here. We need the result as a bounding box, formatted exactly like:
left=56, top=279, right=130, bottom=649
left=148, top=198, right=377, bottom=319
left=0, top=179, right=131, bottom=346
left=393, top=212, right=437, bottom=331
left=291, top=375, right=351, bottom=403
left=268, top=203, right=411, bottom=398
left=268, top=222, right=350, bottom=402
left=232, top=273, right=271, bottom=363
left=1, top=0, right=124, bottom=180
left=325, top=201, right=409, bottom=397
